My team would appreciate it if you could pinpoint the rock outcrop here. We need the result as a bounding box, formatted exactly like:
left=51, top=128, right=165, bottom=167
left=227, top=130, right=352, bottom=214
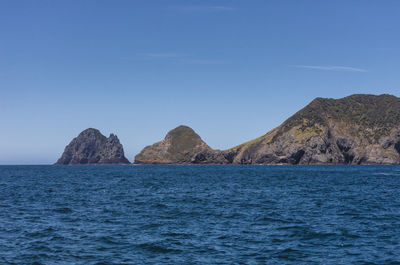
left=56, top=128, right=130, bottom=165
left=229, top=94, right=400, bottom=164
left=134, top=94, right=400, bottom=164
left=134, top=125, right=230, bottom=164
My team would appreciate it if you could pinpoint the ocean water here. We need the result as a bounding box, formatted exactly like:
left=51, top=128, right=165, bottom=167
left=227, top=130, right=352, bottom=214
left=1, top=165, right=400, bottom=264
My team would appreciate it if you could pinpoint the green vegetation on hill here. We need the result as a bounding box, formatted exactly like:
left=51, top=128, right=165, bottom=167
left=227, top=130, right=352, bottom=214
left=135, top=94, right=400, bottom=165
left=275, top=94, right=400, bottom=140
left=167, top=126, right=205, bottom=154
left=138, top=125, right=209, bottom=162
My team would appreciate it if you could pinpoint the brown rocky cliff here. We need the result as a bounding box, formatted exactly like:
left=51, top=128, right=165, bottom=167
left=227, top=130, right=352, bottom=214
left=230, top=94, right=400, bottom=164
left=134, top=94, right=400, bottom=165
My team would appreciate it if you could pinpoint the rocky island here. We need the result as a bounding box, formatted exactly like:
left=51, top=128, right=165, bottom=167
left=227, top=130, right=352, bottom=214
left=55, top=128, right=130, bottom=165
left=135, top=94, right=400, bottom=165
left=134, top=125, right=231, bottom=164
left=56, top=94, right=400, bottom=165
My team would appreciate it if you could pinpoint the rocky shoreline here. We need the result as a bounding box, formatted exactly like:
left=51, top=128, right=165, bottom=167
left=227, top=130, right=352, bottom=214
left=56, top=94, right=400, bottom=165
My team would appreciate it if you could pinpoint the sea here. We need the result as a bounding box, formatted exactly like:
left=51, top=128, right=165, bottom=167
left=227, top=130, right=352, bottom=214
left=1, top=165, right=400, bottom=264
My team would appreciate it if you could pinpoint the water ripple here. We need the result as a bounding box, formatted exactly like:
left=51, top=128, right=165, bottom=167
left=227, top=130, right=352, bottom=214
left=1, top=165, right=400, bottom=264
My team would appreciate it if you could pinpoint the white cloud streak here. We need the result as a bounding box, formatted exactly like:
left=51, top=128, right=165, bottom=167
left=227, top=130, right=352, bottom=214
left=141, top=53, right=186, bottom=58
left=291, top=65, right=367, bottom=72
left=183, top=59, right=225, bottom=65
left=173, top=6, right=235, bottom=12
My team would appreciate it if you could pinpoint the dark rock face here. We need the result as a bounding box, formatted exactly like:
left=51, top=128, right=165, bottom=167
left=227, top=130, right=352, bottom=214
left=134, top=125, right=230, bottom=164
left=56, top=128, right=130, bottom=165
left=191, top=150, right=232, bottom=164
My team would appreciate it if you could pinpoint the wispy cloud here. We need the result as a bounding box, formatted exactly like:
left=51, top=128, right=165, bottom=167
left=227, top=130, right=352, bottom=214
left=173, top=6, right=235, bottom=12
left=183, top=59, right=225, bottom=65
left=291, top=65, right=367, bottom=72
left=141, top=53, right=186, bottom=59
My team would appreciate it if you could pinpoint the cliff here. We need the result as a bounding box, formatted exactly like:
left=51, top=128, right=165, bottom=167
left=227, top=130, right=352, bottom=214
left=56, top=128, right=130, bottom=165
left=230, top=94, right=400, bottom=164
left=134, top=94, right=400, bottom=164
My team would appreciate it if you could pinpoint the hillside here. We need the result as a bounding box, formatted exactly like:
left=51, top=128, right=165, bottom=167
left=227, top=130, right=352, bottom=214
left=134, top=94, right=400, bottom=165
left=230, top=94, right=400, bottom=164
left=134, top=125, right=231, bottom=164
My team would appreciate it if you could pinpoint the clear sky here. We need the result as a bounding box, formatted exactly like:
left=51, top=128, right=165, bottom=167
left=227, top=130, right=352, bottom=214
left=1, top=0, right=399, bottom=164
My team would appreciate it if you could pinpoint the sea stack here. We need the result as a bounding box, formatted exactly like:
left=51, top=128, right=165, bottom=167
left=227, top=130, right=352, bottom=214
left=56, top=128, right=130, bottom=165
left=134, top=125, right=230, bottom=164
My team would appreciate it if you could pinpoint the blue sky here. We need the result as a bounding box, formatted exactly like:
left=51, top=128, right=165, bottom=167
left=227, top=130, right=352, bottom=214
left=1, top=0, right=399, bottom=164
